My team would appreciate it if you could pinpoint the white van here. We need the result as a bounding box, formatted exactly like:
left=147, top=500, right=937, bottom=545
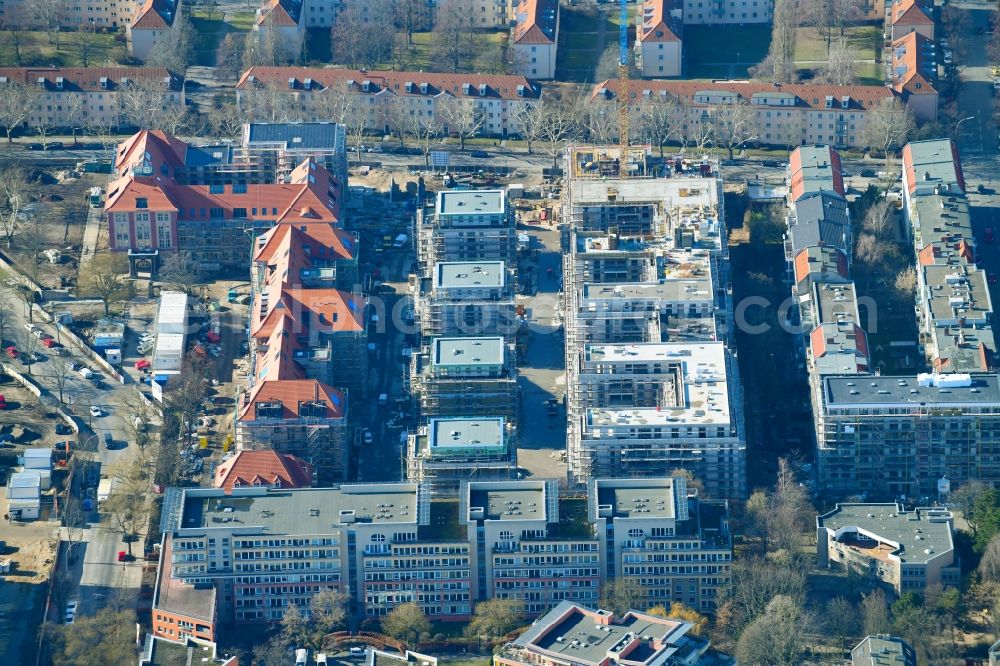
left=78, top=367, right=94, bottom=379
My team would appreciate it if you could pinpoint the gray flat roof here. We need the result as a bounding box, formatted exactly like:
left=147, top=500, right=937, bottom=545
left=824, top=374, right=1000, bottom=407
left=597, top=484, right=677, bottom=519
left=581, top=279, right=712, bottom=303
left=178, top=486, right=419, bottom=532
left=437, top=189, right=506, bottom=216
left=469, top=487, right=546, bottom=521
left=912, top=194, right=970, bottom=249
left=818, top=503, right=954, bottom=565
left=431, top=337, right=504, bottom=367
left=851, top=635, right=916, bottom=666
left=428, top=417, right=505, bottom=451
left=434, top=261, right=505, bottom=289
left=906, top=139, right=963, bottom=191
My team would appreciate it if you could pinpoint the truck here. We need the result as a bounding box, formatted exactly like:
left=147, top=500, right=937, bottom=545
left=97, top=478, right=112, bottom=507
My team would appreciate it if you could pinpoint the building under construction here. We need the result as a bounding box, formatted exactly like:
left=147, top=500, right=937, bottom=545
left=561, top=146, right=746, bottom=499
left=405, top=417, right=517, bottom=492
left=416, top=189, right=517, bottom=270
left=408, top=336, right=519, bottom=423
left=413, top=261, right=517, bottom=339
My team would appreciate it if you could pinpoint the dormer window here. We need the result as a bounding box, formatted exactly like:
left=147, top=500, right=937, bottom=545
left=36, top=77, right=46, bottom=88
left=136, top=197, right=148, bottom=209
left=824, top=95, right=833, bottom=108
left=516, top=84, right=525, bottom=97
left=120, top=76, right=129, bottom=86
left=304, top=77, right=312, bottom=90
left=419, top=82, right=428, bottom=94
left=405, top=81, right=414, bottom=93
left=362, top=79, right=371, bottom=92
left=463, top=83, right=472, bottom=95
left=840, top=96, right=850, bottom=109
left=478, top=84, right=487, bottom=97
left=288, top=77, right=296, bottom=89
left=55, top=77, right=64, bottom=90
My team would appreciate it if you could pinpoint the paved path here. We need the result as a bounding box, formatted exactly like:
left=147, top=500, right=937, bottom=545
left=80, top=200, right=102, bottom=266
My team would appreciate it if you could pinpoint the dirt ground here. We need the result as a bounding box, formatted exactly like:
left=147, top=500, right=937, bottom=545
left=0, top=494, right=59, bottom=666
left=10, top=169, right=104, bottom=292
left=0, top=380, right=68, bottom=452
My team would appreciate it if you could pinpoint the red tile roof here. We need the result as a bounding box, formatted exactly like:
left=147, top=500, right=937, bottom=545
left=115, top=129, right=189, bottom=177
left=251, top=287, right=365, bottom=340
left=131, top=0, right=177, bottom=30
left=214, top=449, right=313, bottom=492
left=513, top=0, right=559, bottom=45
left=890, top=32, right=937, bottom=95
left=892, top=0, right=933, bottom=26
left=239, top=378, right=346, bottom=422
left=257, top=0, right=300, bottom=27
left=590, top=79, right=896, bottom=110
left=0, top=67, right=182, bottom=91
left=236, top=67, right=539, bottom=100
left=637, top=0, right=681, bottom=43
left=105, top=158, right=341, bottom=224
left=788, top=146, right=845, bottom=202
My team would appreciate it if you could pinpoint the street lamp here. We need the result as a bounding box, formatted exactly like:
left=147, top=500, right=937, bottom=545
left=953, top=115, right=976, bottom=139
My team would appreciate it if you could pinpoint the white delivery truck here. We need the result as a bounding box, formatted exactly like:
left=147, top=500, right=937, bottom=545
left=97, top=478, right=112, bottom=508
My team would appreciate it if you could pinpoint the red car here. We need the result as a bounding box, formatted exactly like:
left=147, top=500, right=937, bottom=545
left=205, top=331, right=220, bottom=344
left=4, top=346, right=17, bottom=360
left=0, top=394, right=7, bottom=410
left=41, top=337, right=56, bottom=348
left=134, top=359, right=151, bottom=371
left=117, top=551, right=134, bottom=562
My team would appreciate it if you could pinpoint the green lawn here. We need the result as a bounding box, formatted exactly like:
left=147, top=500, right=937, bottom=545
left=0, top=30, right=122, bottom=67
left=684, top=24, right=771, bottom=70
left=555, top=5, right=612, bottom=82
left=793, top=25, right=880, bottom=62
left=190, top=14, right=228, bottom=66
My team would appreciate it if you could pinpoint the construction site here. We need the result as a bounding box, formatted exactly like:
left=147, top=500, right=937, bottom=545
left=559, top=145, right=748, bottom=499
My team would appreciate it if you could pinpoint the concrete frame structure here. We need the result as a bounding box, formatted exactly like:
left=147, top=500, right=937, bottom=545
left=561, top=146, right=746, bottom=499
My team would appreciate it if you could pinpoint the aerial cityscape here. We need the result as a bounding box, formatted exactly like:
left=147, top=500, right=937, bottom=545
left=0, top=0, right=999, bottom=664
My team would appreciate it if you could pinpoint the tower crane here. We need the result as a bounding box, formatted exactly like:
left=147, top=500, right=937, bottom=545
left=618, top=0, right=630, bottom=153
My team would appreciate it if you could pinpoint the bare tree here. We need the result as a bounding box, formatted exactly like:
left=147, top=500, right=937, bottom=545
left=312, top=79, right=359, bottom=127
left=49, top=355, right=75, bottom=404
left=247, top=14, right=299, bottom=67
left=534, top=95, right=582, bottom=167
left=861, top=588, right=891, bottom=635
left=145, top=15, right=195, bottom=71
left=581, top=101, right=618, bottom=146
left=208, top=101, right=249, bottom=141
left=331, top=0, right=394, bottom=69
left=34, top=111, right=57, bottom=149
left=768, top=458, right=813, bottom=557
left=894, top=266, right=917, bottom=299
left=856, top=232, right=887, bottom=266
left=431, top=0, right=477, bottom=72
left=403, top=108, right=444, bottom=167
left=437, top=96, right=485, bottom=150
left=79, top=253, right=130, bottom=316
left=86, top=117, right=117, bottom=159
left=158, top=251, right=207, bottom=296
left=241, top=81, right=300, bottom=123
left=0, top=82, right=38, bottom=143
left=118, top=387, right=156, bottom=451
left=382, top=97, right=411, bottom=148
left=0, top=167, right=32, bottom=248
left=513, top=102, right=545, bottom=155
left=639, top=93, right=683, bottom=157
left=717, top=557, right=807, bottom=635
left=861, top=98, right=914, bottom=170
left=818, top=37, right=858, bottom=85
left=105, top=454, right=150, bottom=558
left=754, top=0, right=798, bottom=83
left=76, top=25, right=100, bottom=67
left=117, top=78, right=173, bottom=131
left=29, top=0, right=66, bottom=49
left=0, top=296, right=11, bottom=346
left=710, top=97, right=760, bottom=160
left=736, top=595, right=807, bottom=666
left=381, top=602, right=430, bottom=644
left=466, top=599, right=523, bottom=642
left=19, top=328, right=40, bottom=375
left=862, top=199, right=894, bottom=236
left=62, top=94, right=87, bottom=144
left=0, top=8, right=31, bottom=65
left=216, top=34, right=248, bottom=82
left=392, top=0, right=432, bottom=44
left=600, top=578, right=644, bottom=614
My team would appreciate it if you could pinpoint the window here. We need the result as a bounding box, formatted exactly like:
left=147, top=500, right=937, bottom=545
left=371, top=533, right=386, bottom=542
left=233, top=183, right=248, bottom=194
left=135, top=197, right=148, bottom=209
left=210, top=184, right=224, bottom=194
left=628, top=528, right=644, bottom=538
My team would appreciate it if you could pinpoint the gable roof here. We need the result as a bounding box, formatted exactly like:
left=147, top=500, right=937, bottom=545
left=257, top=0, right=300, bottom=27
left=892, top=0, right=933, bottom=26
left=637, top=0, right=681, bottom=43
left=589, top=79, right=896, bottom=111
left=513, top=0, right=559, bottom=45
left=239, top=378, right=346, bottom=422
left=890, top=32, right=937, bottom=95
left=214, top=450, right=313, bottom=492
left=131, top=0, right=178, bottom=30
left=236, top=67, right=539, bottom=100
left=251, top=287, right=365, bottom=340
left=0, top=67, right=182, bottom=92
left=115, top=129, right=189, bottom=177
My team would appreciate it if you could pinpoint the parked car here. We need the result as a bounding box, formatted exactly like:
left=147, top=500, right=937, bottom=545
left=117, top=551, right=134, bottom=562
left=104, top=432, right=113, bottom=447
left=134, top=359, right=151, bottom=371
left=64, top=600, right=78, bottom=624
left=24, top=144, right=43, bottom=151
left=4, top=346, right=16, bottom=360
left=41, top=337, right=56, bottom=348
left=79, top=367, right=94, bottom=379
left=860, top=169, right=877, bottom=178
left=363, top=429, right=373, bottom=445
left=22, top=323, right=37, bottom=333
left=89, top=405, right=102, bottom=418
left=470, top=150, right=490, bottom=158
left=55, top=423, right=72, bottom=434
left=47, top=141, right=64, bottom=150
left=0, top=394, right=6, bottom=410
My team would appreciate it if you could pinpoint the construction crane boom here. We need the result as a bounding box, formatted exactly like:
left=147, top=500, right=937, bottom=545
left=618, top=0, right=629, bottom=152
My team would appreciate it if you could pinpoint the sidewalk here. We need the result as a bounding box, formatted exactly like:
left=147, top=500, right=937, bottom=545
left=80, top=202, right=102, bottom=266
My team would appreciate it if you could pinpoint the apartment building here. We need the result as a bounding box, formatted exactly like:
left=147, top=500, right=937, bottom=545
left=888, top=32, right=939, bottom=122
left=817, top=503, right=960, bottom=595
left=406, top=417, right=517, bottom=491
left=0, top=0, right=128, bottom=28
left=851, top=636, right=916, bottom=666
left=0, top=67, right=183, bottom=132
left=213, top=450, right=314, bottom=492
left=106, top=153, right=344, bottom=269
left=890, top=0, right=935, bottom=41
left=635, top=0, right=682, bottom=78
left=681, top=0, right=773, bottom=24
left=589, top=80, right=902, bottom=150
left=416, top=189, right=517, bottom=268
left=901, top=139, right=993, bottom=373
left=561, top=146, right=746, bottom=499
left=152, top=478, right=732, bottom=633
left=590, top=478, right=731, bottom=612
left=494, top=601, right=719, bottom=666
left=254, top=0, right=305, bottom=61
left=127, top=0, right=181, bottom=61
left=414, top=261, right=517, bottom=338
left=409, top=336, right=520, bottom=423
left=235, top=68, right=540, bottom=138
left=512, top=0, right=559, bottom=80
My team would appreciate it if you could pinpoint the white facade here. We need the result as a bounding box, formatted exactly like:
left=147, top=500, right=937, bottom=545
left=7, top=471, right=40, bottom=520
left=156, top=291, right=189, bottom=335
left=681, top=0, right=774, bottom=24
